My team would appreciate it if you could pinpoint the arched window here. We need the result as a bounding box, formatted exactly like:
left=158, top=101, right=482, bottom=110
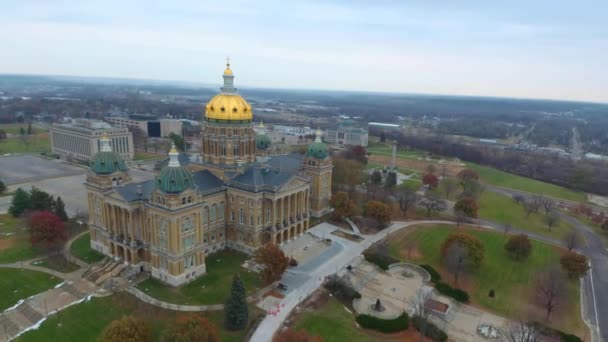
left=202, top=207, right=209, bottom=225
left=181, top=217, right=195, bottom=251
left=158, top=218, right=168, bottom=251
left=210, top=204, right=217, bottom=223
left=219, top=202, right=225, bottom=220
left=239, top=208, right=245, bottom=224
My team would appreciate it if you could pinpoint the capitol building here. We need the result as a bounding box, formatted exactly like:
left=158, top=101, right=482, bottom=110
left=84, top=62, right=333, bottom=286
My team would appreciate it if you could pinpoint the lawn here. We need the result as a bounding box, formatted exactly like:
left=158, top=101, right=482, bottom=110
left=0, top=214, right=40, bottom=264
left=17, top=293, right=261, bottom=342
left=388, top=225, right=585, bottom=336
left=478, top=191, right=572, bottom=240
left=294, top=296, right=376, bottom=342
left=0, top=124, right=45, bottom=135
left=136, top=250, right=263, bottom=305
left=467, top=163, right=586, bottom=202
left=0, top=268, right=61, bottom=311
left=0, top=133, right=51, bottom=154
left=70, top=232, right=105, bottom=264
left=133, top=152, right=164, bottom=161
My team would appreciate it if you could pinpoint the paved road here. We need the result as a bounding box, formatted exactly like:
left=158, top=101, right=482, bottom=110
left=486, top=185, right=605, bottom=341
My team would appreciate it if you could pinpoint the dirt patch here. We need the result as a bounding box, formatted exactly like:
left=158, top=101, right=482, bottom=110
left=264, top=290, right=285, bottom=300
left=369, top=155, right=465, bottom=176
left=0, top=237, right=17, bottom=250
left=397, top=245, right=422, bottom=260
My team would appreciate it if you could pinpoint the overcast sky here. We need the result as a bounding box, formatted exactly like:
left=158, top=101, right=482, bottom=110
left=1, top=1, right=607, bottom=103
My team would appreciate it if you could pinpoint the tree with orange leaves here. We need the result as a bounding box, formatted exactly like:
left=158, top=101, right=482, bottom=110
left=254, top=243, right=289, bottom=284
left=161, top=314, right=220, bottom=342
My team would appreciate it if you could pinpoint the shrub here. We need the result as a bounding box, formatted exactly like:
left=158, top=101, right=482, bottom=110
left=324, top=275, right=361, bottom=303
left=504, top=234, right=532, bottom=260
left=529, top=321, right=582, bottom=342
left=419, top=264, right=441, bottom=283
left=363, top=252, right=397, bottom=271
left=435, top=282, right=469, bottom=303
left=356, top=313, right=409, bottom=333
left=411, top=316, right=448, bottom=342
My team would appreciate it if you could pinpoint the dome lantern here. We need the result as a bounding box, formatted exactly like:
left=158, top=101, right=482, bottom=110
left=205, top=59, right=253, bottom=122
left=90, top=133, right=128, bottom=175
left=307, top=128, right=329, bottom=159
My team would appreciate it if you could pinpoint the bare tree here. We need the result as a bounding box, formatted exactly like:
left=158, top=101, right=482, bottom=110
left=539, top=196, right=555, bottom=215
left=441, top=178, right=458, bottom=199
left=443, top=242, right=468, bottom=286
left=563, top=231, right=582, bottom=251
left=523, top=201, right=536, bottom=218
left=530, top=195, right=543, bottom=213
left=418, top=191, right=447, bottom=217
left=396, top=188, right=418, bottom=218
left=536, top=268, right=566, bottom=321
left=500, top=319, right=541, bottom=342
left=410, top=287, right=434, bottom=342
left=543, top=211, right=560, bottom=231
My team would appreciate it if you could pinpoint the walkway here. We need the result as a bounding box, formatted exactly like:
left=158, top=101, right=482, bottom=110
left=250, top=219, right=453, bottom=342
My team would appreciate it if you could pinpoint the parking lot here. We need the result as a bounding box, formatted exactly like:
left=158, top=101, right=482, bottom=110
left=0, top=155, right=85, bottom=185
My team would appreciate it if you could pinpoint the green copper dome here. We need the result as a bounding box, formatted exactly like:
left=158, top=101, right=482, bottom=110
left=306, top=141, right=329, bottom=159
left=156, top=145, right=195, bottom=193
left=90, top=151, right=128, bottom=174
left=90, top=134, right=128, bottom=175
left=255, top=134, right=271, bottom=150
left=156, top=165, right=195, bottom=193
left=307, top=129, right=329, bottom=159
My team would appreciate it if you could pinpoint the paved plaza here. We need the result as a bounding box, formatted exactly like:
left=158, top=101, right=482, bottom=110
left=281, top=233, right=331, bottom=264
left=0, top=155, right=85, bottom=185
left=348, top=261, right=427, bottom=319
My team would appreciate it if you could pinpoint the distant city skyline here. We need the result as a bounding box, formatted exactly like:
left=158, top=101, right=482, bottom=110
left=1, top=1, right=607, bottom=103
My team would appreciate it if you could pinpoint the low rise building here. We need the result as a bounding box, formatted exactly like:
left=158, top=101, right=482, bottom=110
left=105, top=115, right=183, bottom=138
left=50, top=119, right=134, bottom=161
left=324, top=126, right=368, bottom=147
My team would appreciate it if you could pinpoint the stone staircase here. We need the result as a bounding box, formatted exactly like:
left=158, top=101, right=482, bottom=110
left=0, top=279, right=98, bottom=342
left=83, top=259, right=127, bottom=285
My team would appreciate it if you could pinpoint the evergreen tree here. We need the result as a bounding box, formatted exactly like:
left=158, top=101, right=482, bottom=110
left=385, top=171, right=397, bottom=188
left=54, top=196, right=69, bottom=222
left=0, top=180, right=6, bottom=194
left=9, top=188, right=31, bottom=217
left=19, top=127, right=25, bottom=136
left=29, top=186, right=54, bottom=212
left=224, top=274, right=248, bottom=331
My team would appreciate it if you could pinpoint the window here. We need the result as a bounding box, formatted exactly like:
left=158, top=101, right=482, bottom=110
left=266, top=208, right=271, bottom=223
left=257, top=215, right=261, bottom=225
left=181, top=197, right=186, bottom=205
left=250, top=216, right=254, bottom=225
left=210, top=205, right=217, bottom=223
left=249, top=199, right=253, bottom=208
left=158, top=219, right=168, bottom=251
left=239, top=208, right=245, bottom=224
left=184, top=255, right=195, bottom=269
left=231, top=211, right=234, bottom=221
left=181, top=217, right=195, bottom=251
left=187, top=196, right=192, bottom=204
left=233, top=145, right=239, bottom=156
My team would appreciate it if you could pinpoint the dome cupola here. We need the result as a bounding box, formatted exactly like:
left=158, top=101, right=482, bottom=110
left=156, top=144, right=195, bottom=194
left=205, top=59, right=253, bottom=122
left=306, top=128, right=329, bottom=159
left=90, top=133, right=128, bottom=174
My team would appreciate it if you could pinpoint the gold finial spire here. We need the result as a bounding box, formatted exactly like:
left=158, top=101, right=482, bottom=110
left=259, top=120, right=264, bottom=129
left=169, top=143, right=177, bottom=154
left=315, top=127, right=323, bottom=142
left=223, top=56, right=233, bottom=75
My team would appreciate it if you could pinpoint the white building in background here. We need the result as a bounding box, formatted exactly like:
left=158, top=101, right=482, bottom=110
left=324, top=126, right=368, bottom=147
left=51, top=119, right=134, bottom=161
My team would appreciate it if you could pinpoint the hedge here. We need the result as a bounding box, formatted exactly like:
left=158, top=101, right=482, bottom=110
left=356, top=313, right=409, bottom=333
left=419, top=264, right=441, bottom=283
left=435, top=282, right=469, bottom=303
left=324, top=275, right=361, bottom=303
left=363, top=252, right=398, bottom=271
left=529, top=321, right=582, bottom=342
left=411, top=316, right=448, bottom=342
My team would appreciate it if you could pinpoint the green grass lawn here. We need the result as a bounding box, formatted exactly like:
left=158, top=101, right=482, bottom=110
left=0, top=214, right=41, bottom=264
left=136, top=250, right=262, bottom=305
left=294, top=296, right=376, bottom=342
left=0, top=133, right=51, bottom=154
left=17, top=293, right=261, bottom=342
left=467, top=163, right=586, bottom=202
left=70, top=233, right=105, bottom=264
left=133, top=152, right=164, bottom=161
left=0, top=124, right=45, bottom=135
left=0, top=268, right=61, bottom=311
left=388, top=225, right=585, bottom=336
left=478, top=191, right=572, bottom=240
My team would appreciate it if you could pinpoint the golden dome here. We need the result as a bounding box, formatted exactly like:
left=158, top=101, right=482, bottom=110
left=205, top=93, right=252, bottom=121
left=224, top=67, right=233, bottom=75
